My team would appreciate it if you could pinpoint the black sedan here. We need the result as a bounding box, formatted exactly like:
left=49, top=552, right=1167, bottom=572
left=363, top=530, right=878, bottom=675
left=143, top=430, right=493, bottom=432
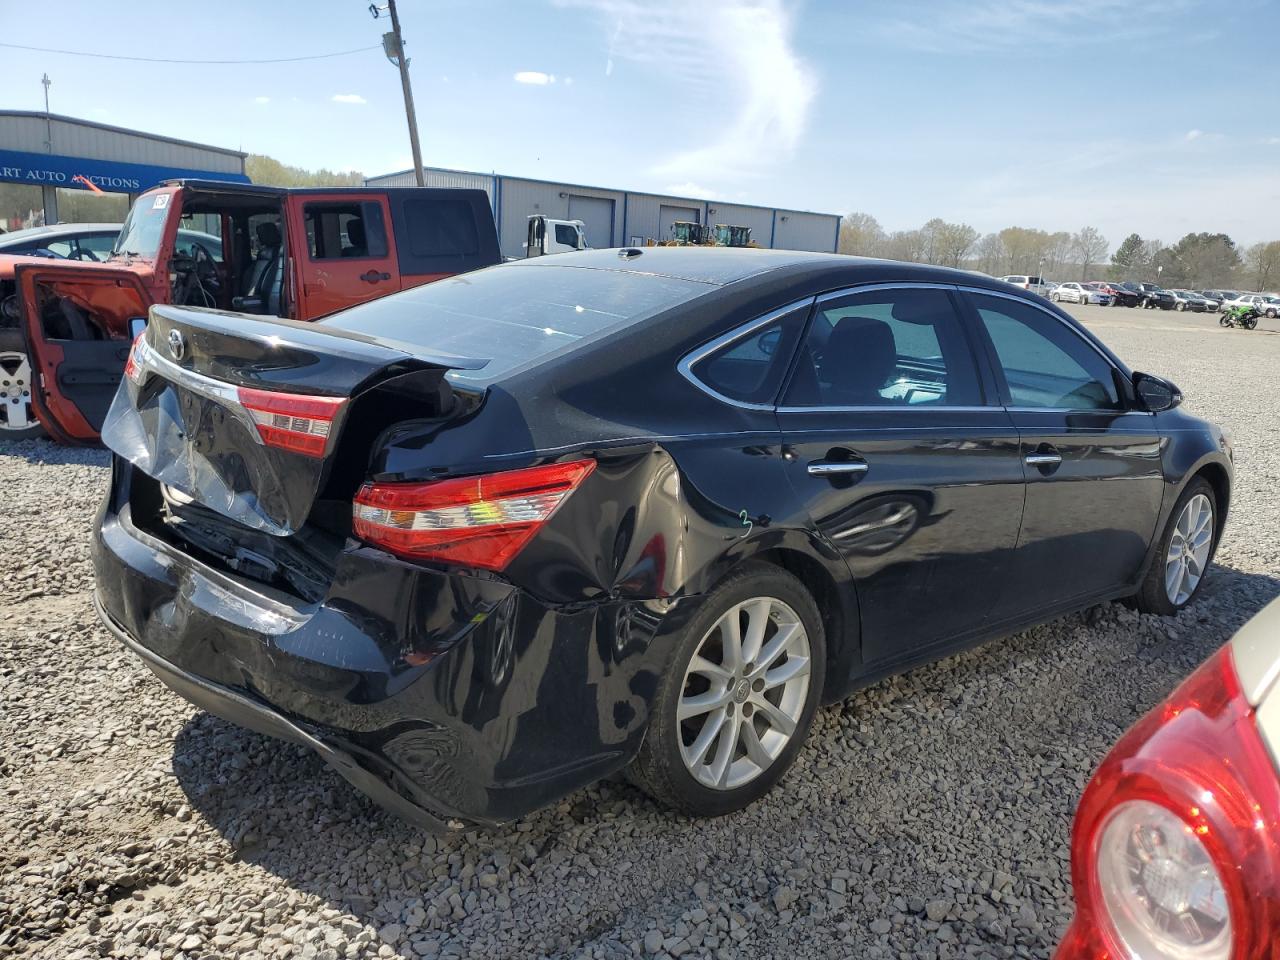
left=92, top=249, right=1233, bottom=831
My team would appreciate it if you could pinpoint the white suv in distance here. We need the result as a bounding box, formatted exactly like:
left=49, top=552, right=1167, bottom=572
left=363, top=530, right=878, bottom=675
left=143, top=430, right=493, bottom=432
left=1222, top=293, right=1280, bottom=317
left=999, top=275, right=1050, bottom=297
left=1052, top=282, right=1113, bottom=306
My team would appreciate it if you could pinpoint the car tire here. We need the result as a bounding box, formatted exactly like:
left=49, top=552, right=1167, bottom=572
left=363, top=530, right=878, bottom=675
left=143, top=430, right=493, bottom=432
left=1267, top=309, right=1277, bottom=319
left=627, top=561, right=826, bottom=818
left=1175, top=301, right=1185, bottom=311
left=1131, top=477, right=1218, bottom=616
left=1050, top=292, right=1059, bottom=302
left=0, top=329, right=45, bottom=442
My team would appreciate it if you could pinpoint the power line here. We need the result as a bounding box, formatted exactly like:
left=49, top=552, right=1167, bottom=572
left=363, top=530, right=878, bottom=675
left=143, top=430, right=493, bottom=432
left=0, top=42, right=380, bottom=65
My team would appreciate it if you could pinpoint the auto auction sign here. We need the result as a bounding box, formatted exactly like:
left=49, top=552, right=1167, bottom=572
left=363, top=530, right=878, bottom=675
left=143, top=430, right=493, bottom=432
left=0, top=148, right=250, bottom=193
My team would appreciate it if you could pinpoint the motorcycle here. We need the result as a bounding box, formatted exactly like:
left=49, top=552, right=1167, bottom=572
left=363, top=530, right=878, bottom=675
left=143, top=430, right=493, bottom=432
left=1221, top=304, right=1260, bottom=330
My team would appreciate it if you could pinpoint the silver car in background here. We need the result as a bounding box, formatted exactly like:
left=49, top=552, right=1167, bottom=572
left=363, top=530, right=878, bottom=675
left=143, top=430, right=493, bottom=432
left=1052, top=281, right=1112, bottom=306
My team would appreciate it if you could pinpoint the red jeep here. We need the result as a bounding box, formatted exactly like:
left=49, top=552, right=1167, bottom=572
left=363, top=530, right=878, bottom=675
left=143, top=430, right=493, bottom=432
left=0, top=179, right=499, bottom=443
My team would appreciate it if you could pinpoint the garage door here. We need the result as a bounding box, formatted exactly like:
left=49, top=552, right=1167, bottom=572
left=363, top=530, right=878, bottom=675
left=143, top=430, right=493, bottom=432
left=567, top=195, right=614, bottom=249
left=658, top=204, right=701, bottom=242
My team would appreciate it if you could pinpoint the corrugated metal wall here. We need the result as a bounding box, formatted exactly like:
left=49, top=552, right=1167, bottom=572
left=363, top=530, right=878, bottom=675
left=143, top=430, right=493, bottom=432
left=366, top=167, right=839, bottom=256
left=0, top=113, right=244, bottom=173
left=495, top=179, right=622, bottom=257
left=774, top=210, right=841, bottom=253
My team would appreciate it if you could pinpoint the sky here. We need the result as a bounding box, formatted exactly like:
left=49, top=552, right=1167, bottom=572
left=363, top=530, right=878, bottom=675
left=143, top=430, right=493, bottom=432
left=1, top=0, right=1277, bottom=247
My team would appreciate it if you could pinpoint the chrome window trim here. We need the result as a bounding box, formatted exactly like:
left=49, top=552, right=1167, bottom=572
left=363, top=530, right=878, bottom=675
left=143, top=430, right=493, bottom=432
left=814, top=280, right=960, bottom=305
left=779, top=404, right=996, bottom=415
left=677, top=297, right=815, bottom=412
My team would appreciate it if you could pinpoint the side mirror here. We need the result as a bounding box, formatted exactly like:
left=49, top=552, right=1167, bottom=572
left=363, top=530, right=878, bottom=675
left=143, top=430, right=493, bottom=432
left=1133, top=372, right=1181, bottom=412
left=128, top=317, right=147, bottom=339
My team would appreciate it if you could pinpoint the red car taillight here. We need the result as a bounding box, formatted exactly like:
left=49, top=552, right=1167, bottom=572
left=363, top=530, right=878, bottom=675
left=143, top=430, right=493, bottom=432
left=236, top=387, right=344, bottom=458
left=123, top=331, right=147, bottom=385
left=351, top=459, right=596, bottom=570
left=1057, top=648, right=1280, bottom=960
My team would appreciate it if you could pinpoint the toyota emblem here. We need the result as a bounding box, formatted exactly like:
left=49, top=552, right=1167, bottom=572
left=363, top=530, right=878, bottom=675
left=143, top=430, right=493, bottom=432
left=167, top=329, right=187, bottom=361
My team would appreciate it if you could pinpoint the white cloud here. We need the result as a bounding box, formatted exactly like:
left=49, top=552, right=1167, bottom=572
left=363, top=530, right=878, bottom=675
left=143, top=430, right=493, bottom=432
left=664, top=182, right=719, bottom=199
left=253, top=96, right=271, bottom=105
left=557, top=0, right=816, bottom=183
left=1185, top=129, right=1203, bottom=141
left=514, top=71, right=555, bottom=85
left=331, top=94, right=367, bottom=104
left=1265, top=137, right=1280, bottom=146
left=871, top=0, right=1195, bottom=52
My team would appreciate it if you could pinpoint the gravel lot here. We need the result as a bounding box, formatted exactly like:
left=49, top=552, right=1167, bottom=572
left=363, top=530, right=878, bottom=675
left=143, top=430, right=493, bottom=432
left=3, top=305, right=1278, bottom=960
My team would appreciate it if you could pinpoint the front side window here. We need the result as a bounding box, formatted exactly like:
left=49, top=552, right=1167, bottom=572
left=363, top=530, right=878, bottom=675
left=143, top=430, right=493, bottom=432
left=554, top=223, right=579, bottom=247
left=783, top=287, right=982, bottom=407
left=304, top=202, right=388, bottom=260
left=970, top=293, right=1120, bottom=410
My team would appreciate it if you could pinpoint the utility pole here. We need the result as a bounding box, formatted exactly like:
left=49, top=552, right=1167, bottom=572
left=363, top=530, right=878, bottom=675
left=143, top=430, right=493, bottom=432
left=41, top=73, right=53, bottom=152
left=371, top=1, right=425, bottom=186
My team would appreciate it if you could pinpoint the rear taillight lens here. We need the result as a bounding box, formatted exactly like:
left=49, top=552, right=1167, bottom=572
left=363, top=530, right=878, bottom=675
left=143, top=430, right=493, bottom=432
left=1095, top=799, right=1231, bottom=959
left=1060, top=648, right=1280, bottom=960
left=352, top=459, right=596, bottom=570
left=123, top=331, right=147, bottom=385
left=236, top=387, right=344, bottom=458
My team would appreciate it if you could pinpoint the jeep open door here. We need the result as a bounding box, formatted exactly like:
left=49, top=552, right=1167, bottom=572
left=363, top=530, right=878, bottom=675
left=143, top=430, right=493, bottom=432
left=17, top=262, right=153, bottom=444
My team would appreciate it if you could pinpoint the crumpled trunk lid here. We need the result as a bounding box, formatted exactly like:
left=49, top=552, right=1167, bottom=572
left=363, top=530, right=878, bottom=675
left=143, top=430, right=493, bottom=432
left=102, top=303, right=486, bottom=536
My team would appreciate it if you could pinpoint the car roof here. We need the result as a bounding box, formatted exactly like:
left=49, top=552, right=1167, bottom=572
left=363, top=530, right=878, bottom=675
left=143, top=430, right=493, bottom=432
left=504, top=247, right=1025, bottom=292
left=0, top=222, right=121, bottom=244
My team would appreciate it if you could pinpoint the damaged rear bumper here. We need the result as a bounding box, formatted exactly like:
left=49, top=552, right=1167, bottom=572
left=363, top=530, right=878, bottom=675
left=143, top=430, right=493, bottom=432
left=92, top=468, right=683, bottom=831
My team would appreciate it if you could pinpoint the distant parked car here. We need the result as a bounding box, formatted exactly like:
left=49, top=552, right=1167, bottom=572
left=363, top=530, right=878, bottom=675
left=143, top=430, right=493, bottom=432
left=0, top=222, right=222, bottom=264
left=1089, top=282, right=1142, bottom=308
left=1052, top=282, right=1112, bottom=306
left=1192, top=291, right=1223, bottom=312
left=1055, top=596, right=1280, bottom=960
left=999, top=274, right=1051, bottom=297
left=1259, top=295, right=1280, bottom=319
left=1122, top=282, right=1175, bottom=310
left=1167, top=289, right=1211, bottom=312
left=0, top=222, right=121, bottom=261
left=1202, top=290, right=1237, bottom=306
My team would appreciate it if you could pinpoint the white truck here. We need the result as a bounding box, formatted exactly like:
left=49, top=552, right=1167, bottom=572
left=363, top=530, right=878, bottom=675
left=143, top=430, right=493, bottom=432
left=525, top=216, right=588, bottom=257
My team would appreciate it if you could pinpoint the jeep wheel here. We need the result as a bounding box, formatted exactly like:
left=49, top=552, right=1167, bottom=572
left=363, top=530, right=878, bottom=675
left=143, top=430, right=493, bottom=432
left=0, top=330, right=44, bottom=441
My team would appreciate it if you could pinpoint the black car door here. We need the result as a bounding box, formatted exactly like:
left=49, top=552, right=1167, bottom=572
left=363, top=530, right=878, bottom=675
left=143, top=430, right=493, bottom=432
left=961, top=289, right=1164, bottom=617
left=775, top=284, right=1025, bottom=667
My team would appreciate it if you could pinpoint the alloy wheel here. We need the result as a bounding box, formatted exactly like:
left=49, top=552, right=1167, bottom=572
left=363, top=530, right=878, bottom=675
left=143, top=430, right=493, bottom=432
left=0, top=351, right=35, bottom=434
left=677, top=596, right=811, bottom=790
left=1165, top=493, right=1213, bottom=606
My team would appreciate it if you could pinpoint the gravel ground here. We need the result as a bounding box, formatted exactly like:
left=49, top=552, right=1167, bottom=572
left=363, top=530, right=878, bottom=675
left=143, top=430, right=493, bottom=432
left=3, top=305, right=1278, bottom=960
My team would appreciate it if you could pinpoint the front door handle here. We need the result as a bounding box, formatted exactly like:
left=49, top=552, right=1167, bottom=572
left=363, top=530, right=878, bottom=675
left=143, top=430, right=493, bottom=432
left=807, top=460, right=870, bottom=477
left=1024, top=452, right=1062, bottom=466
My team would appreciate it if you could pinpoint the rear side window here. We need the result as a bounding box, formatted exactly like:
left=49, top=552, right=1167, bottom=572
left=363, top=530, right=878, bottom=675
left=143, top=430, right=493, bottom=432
left=401, top=196, right=479, bottom=257
left=325, top=262, right=711, bottom=384
left=304, top=202, right=389, bottom=260
left=783, top=287, right=982, bottom=407
left=685, top=306, right=806, bottom=406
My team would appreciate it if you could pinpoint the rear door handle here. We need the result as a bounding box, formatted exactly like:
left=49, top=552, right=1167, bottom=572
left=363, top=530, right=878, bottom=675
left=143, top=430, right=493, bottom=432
left=361, top=270, right=392, bottom=283
left=807, top=460, right=870, bottom=477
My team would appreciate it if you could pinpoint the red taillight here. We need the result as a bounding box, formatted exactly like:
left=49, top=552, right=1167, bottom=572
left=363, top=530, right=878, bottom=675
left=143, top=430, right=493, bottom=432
left=1058, top=648, right=1280, bottom=960
left=123, top=331, right=147, bottom=385
left=352, top=459, right=596, bottom=570
left=236, top=386, right=344, bottom=458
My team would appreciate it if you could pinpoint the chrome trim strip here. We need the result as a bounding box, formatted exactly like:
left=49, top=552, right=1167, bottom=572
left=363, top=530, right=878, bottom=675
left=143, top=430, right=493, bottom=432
left=779, top=404, right=997, bottom=414
left=132, top=336, right=263, bottom=444
left=814, top=281, right=960, bottom=304
left=676, top=297, right=816, bottom=412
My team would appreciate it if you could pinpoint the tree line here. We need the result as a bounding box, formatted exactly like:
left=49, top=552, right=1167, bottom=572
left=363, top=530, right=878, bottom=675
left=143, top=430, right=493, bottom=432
left=838, top=212, right=1280, bottom=292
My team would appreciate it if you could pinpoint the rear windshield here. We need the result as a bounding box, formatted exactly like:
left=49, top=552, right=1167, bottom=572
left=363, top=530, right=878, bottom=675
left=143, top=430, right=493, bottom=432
left=324, top=262, right=714, bottom=383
